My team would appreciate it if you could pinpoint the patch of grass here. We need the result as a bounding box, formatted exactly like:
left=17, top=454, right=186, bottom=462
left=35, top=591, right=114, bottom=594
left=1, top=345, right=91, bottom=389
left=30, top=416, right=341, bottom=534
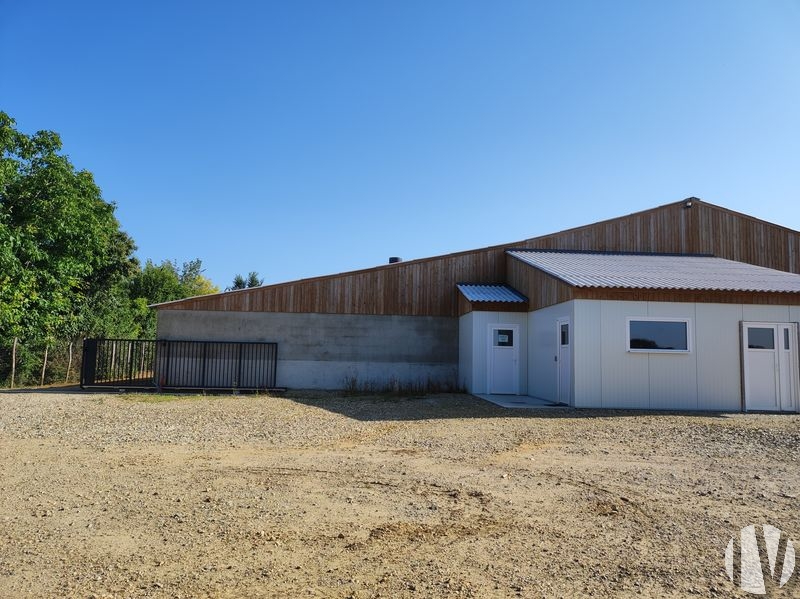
left=118, top=390, right=278, bottom=403
left=118, top=392, right=207, bottom=403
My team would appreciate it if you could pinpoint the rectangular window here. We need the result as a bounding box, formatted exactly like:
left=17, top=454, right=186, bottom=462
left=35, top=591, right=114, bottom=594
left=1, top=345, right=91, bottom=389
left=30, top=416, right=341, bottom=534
left=747, top=327, right=775, bottom=350
left=494, top=329, right=513, bottom=347
left=560, top=323, right=569, bottom=346
left=784, top=327, right=790, bottom=351
left=628, top=319, right=690, bottom=352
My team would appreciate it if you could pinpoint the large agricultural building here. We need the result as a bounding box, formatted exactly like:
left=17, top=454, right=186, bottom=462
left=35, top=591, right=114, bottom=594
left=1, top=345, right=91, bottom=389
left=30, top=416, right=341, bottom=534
left=154, top=198, right=800, bottom=412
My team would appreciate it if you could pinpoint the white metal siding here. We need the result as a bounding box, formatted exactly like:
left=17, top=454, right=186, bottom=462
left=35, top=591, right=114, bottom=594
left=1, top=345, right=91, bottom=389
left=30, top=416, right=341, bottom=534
left=529, top=303, right=572, bottom=402
left=599, top=301, right=650, bottom=408
left=694, top=304, right=744, bottom=411
left=459, top=311, right=528, bottom=394
left=742, top=305, right=793, bottom=322
left=567, top=299, right=800, bottom=411
left=573, top=300, right=602, bottom=408
left=645, top=303, right=699, bottom=410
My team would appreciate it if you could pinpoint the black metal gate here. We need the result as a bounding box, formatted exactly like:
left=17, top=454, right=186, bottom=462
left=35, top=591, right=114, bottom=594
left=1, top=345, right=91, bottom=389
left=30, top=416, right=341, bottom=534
left=81, top=339, right=278, bottom=390
left=81, top=339, right=157, bottom=388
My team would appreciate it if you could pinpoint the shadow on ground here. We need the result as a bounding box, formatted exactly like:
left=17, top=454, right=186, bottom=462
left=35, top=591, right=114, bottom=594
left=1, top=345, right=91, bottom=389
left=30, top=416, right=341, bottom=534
left=281, top=391, right=732, bottom=422
left=0, top=386, right=734, bottom=422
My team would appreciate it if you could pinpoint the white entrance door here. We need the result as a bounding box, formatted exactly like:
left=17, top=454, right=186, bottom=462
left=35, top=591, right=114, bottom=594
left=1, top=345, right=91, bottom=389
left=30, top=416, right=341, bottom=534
left=557, top=318, right=571, bottom=405
left=742, top=322, right=799, bottom=412
left=488, top=325, right=519, bottom=394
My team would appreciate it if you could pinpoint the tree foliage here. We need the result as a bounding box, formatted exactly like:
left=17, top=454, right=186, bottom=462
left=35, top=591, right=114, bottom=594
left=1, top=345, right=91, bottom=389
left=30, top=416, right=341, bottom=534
left=0, top=112, right=219, bottom=386
left=1, top=111, right=136, bottom=346
left=129, top=259, right=219, bottom=337
left=229, top=271, right=263, bottom=290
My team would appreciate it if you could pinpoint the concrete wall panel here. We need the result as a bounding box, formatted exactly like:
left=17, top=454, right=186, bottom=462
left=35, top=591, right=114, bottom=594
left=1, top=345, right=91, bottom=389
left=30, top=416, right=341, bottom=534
left=458, top=314, right=474, bottom=391
left=157, top=310, right=458, bottom=390
left=278, top=360, right=457, bottom=391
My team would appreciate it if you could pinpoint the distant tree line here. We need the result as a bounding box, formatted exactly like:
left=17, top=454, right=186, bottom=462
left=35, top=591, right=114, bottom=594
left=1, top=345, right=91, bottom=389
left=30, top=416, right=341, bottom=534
left=0, top=112, right=220, bottom=387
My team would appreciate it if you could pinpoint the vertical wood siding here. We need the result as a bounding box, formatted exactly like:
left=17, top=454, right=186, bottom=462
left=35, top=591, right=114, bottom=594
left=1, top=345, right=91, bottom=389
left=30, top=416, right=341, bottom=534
left=160, top=250, right=510, bottom=316
left=515, top=201, right=800, bottom=272
left=506, top=255, right=575, bottom=311
left=159, top=200, right=800, bottom=316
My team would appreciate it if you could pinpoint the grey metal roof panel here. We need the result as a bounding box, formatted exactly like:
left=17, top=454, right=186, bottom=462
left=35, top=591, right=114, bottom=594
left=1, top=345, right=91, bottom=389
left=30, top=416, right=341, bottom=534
left=506, top=250, right=800, bottom=293
left=457, top=283, right=528, bottom=303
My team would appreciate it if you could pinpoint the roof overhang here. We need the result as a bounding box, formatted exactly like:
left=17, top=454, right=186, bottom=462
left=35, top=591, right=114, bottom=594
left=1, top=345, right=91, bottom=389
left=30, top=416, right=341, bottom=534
left=456, top=283, right=529, bottom=315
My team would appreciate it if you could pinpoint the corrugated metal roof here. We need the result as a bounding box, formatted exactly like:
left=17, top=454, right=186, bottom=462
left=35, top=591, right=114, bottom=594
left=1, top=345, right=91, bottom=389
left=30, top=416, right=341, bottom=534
left=507, top=250, right=800, bottom=293
left=457, top=283, right=528, bottom=303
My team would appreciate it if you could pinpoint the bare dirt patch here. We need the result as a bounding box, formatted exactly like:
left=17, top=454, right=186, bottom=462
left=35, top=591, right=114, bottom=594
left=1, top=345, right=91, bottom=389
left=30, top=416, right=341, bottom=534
left=1, top=390, right=798, bottom=598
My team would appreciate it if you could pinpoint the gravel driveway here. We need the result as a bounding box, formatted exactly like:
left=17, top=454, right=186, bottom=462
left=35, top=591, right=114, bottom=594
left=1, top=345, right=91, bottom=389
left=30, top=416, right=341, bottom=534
left=1, top=389, right=798, bottom=598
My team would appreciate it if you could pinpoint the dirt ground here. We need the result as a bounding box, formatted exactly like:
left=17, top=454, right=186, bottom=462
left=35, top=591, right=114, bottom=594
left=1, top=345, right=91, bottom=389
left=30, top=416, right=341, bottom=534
left=0, top=389, right=798, bottom=598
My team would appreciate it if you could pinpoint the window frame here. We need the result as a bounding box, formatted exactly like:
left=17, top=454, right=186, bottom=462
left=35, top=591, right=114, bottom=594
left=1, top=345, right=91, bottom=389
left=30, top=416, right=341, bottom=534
left=746, top=326, right=776, bottom=350
left=494, top=328, right=514, bottom=347
left=626, top=317, right=692, bottom=354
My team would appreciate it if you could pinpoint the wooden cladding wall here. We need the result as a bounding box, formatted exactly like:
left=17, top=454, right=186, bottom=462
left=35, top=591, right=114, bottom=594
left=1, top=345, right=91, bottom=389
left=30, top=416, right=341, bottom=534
left=515, top=201, right=800, bottom=274
left=160, top=249, right=509, bottom=317
left=160, top=199, right=800, bottom=316
left=506, top=255, right=575, bottom=311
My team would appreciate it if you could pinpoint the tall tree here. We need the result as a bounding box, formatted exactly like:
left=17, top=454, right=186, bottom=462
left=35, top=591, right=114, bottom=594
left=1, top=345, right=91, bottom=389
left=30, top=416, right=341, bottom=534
left=0, top=111, right=136, bottom=350
left=0, top=112, right=222, bottom=386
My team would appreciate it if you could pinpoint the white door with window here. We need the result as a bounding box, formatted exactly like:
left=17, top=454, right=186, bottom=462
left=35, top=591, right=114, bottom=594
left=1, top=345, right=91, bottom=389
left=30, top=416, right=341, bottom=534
left=742, top=322, right=799, bottom=412
left=488, top=325, right=519, bottom=394
left=557, top=318, right=571, bottom=405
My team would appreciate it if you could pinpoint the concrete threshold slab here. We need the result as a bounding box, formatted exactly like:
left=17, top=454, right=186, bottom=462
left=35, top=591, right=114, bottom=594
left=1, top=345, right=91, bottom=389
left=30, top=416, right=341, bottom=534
left=475, top=394, right=567, bottom=409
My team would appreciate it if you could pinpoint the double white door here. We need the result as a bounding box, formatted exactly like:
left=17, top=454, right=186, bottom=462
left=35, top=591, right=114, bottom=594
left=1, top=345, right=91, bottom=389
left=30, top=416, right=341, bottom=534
left=742, top=322, right=799, bottom=412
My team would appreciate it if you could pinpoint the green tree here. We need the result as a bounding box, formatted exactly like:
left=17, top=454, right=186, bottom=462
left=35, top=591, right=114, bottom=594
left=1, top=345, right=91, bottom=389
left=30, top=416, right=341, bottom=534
left=178, top=259, right=220, bottom=297
left=229, top=271, right=263, bottom=290
left=0, top=112, right=220, bottom=386
left=230, top=274, right=247, bottom=290
left=128, top=259, right=219, bottom=338
left=0, top=111, right=137, bottom=383
left=246, top=271, right=263, bottom=288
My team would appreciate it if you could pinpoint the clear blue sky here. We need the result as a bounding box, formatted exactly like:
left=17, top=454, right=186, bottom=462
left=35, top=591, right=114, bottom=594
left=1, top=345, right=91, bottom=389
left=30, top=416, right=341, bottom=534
left=2, top=1, right=799, bottom=289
